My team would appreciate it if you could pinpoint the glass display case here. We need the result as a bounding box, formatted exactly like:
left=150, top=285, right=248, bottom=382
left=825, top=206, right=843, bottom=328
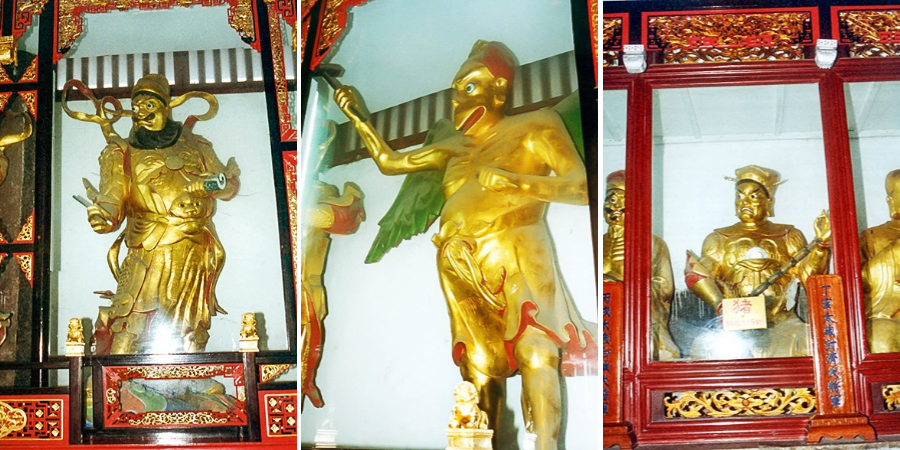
left=602, top=1, right=900, bottom=448
left=300, top=0, right=598, bottom=448
left=0, top=1, right=297, bottom=447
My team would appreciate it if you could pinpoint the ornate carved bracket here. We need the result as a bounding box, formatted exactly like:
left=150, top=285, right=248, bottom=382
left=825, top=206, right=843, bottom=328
left=309, top=0, right=368, bottom=70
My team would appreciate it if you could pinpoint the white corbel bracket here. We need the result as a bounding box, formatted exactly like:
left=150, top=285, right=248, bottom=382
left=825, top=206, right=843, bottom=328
left=623, top=44, right=647, bottom=74
left=816, top=39, right=838, bottom=69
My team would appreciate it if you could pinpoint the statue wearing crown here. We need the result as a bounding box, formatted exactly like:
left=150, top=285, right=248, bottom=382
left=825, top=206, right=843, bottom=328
left=63, top=74, right=241, bottom=355
left=685, top=165, right=831, bottom=359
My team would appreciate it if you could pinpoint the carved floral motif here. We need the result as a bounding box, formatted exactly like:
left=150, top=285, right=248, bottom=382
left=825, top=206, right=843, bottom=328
left=664, top=388, right=817, bottom=418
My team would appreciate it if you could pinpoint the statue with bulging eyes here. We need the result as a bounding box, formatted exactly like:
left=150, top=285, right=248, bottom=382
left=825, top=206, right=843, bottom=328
left=333, top=40, right=596, bottom=450
left=685, top=165, right=831, bottom=360
left=66, top=74, right=240, bottom=355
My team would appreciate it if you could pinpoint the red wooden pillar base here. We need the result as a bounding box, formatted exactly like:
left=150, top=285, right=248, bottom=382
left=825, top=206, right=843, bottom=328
left=603, top=422, right=635, bottom=449
left=807, top=414, right=875, bottom=443
left=603, top=282, right=634, bottom=449
left=805, top=276, right=876, bottom=443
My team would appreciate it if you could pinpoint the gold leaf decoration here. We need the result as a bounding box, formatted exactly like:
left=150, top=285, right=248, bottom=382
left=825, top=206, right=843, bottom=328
left=664, top=388, right=816, bottom=418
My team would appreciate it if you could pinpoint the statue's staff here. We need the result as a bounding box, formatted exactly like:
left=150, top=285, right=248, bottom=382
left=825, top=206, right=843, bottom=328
left=747, top=238, right=822, bottom=297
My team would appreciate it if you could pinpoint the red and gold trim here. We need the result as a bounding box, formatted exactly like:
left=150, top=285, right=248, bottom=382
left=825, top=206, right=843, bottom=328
left=13, top=210, right=33, bottom=244
left=12, top=253, right=31, bottom=288
left=102, top=364, right=247, bottom=428
left=300, top=0, right=315, bottom=65
left=13, top=1, right=46, bottom=41
left=54, top=0, right=261, bottom=64
left=309, top=0, right=368, bottom=70
left=283, top=151, right=297, bottom=288
left=17, top=91, right=35, bottom=120
left=643, top=7, right=818, bottom=64
left=259, top=391, right=297, bottom=441
left=603, top=13, right=626, bottom=70
left=269, top=3, right=297, bottom=142
left=0, top=396, right=65, bottom=442
left=833, top=6, right=900, bottom=58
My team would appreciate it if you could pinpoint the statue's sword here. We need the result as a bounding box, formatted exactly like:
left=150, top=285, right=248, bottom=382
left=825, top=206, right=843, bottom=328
left=747, top=238, right=822, bottom=297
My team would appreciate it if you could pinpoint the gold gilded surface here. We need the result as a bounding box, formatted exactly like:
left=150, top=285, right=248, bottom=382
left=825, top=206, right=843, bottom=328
left=17, top=0, right=48, bottom=14
left=603, top=170, right=678, bottom=360
left=0, top=401, right=26, bottom=438
left=122, top=365, right=226, bottom=379
left=333, top=40, right=595, bottom=450
left=14, top=254, right=31, bottom=284
left=883, top=384, right=900, bottom=409
left=602, top=17, right=620, bottom=67
left=448, top=381, right=488, bottom=430
left=650, top=13, right=809, bottom=63
left=841, top=11, right=900, bottom=57
left=228, top=0, right=256, bottom=42
left=105, top=388, right=116, bottom=405
left=63, top=74, right=239, bottom=355
left=664, top=388, right=816, bottom=418
left=861, top=170, right=900, bottom=352
left=127, top=411, right=228, bottom=425
left=14, top=213, right=32, bottom=243
left=66, top=318, right=84, bottom=344
left=260, top=364, right=292, bottom=383
left=685, top=165, right=831, bottom=360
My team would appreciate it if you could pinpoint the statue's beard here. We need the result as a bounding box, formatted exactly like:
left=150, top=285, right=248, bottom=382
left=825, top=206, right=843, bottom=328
left=130, top=119, right=182, bottom=149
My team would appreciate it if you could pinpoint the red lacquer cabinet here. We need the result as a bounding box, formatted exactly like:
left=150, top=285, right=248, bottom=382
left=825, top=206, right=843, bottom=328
left=604, top=1, right=900, bottom=447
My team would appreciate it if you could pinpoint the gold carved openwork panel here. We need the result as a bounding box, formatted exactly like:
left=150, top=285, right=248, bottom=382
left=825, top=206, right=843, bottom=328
left=664, top=388, right=817, bottom=418
left=836, top=8, right=900, bottom=58
left=882, top=384, right=900, bottom=410
left=603, top=14, right=624, bottom=67
left=646, top=9, right=816, bottom=64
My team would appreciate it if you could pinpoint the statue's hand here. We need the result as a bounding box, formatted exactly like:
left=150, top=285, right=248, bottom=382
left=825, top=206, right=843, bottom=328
left=478, top=167, right=520, bottom=193
left=814, top=210, right=832, bottom=244
left=333, top=86, right=370, bottom=123
left=87, top=204, right=116, bottom=233
left=186, top=180, right=209, bottom=198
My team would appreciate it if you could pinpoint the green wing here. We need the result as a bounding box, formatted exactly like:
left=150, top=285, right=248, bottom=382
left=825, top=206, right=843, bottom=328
left=364, top=118, right=455, bottom=264
left=552, top=90, right=584, bottom=161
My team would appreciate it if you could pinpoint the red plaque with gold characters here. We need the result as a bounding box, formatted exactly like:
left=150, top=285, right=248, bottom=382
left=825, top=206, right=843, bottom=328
left=805, top=275, right=876, bottom=443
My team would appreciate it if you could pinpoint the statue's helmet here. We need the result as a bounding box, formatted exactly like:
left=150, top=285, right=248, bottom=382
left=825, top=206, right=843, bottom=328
left=727, top=164, right=784, bottom=217
left=132, top=74, right=171, bottom=104
left=605, top=170, right=626, bottom=192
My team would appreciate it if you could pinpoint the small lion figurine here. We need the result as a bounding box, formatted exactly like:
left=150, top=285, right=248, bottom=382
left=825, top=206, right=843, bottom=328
left=66, top=318, right=84, bottom=344
left=240, top=313, right=257, bottom=339
left=448, top=381, right=488, bottom=430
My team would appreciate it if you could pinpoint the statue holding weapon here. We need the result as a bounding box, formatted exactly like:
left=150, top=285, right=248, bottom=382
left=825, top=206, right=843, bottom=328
left=685, top=165, right=831, bottom=359
left=62, top=74, right=240, bottom=354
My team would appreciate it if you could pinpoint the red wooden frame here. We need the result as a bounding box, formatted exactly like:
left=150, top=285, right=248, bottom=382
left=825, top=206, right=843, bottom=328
left=602, top=55, right=900, bottom=446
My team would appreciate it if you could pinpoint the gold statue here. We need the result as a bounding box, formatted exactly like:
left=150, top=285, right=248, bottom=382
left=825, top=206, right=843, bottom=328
left=603, top=170, right=679, bottom=360
left=0, top=108, right=32, bottom=187
left=859, top=169, right=900, bottom=353
left=448, top=381, right=489, bottom=430
left=239, top=313, right=258, bottom=340
left=300, top=173, right=365, bottom=408
left=685, top=165, right=831, bottom=359
left=333, top=40, right=596, bottom=449
left=66, top=318, right=84, bottom=345
left=63, top=74, right=240, bottom=354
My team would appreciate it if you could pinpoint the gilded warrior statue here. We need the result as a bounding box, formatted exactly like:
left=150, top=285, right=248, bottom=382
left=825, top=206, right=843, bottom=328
left=860, top=169, right=900, bottom=353
left=603, top=170, right=679, bottom=360
left=685, top=165, right=831, bottom=359
left=65, top=74, right=240, bottom=354
left=333, top=40, right=596, bottom=449
left=301, top=178, right=364, bottom=409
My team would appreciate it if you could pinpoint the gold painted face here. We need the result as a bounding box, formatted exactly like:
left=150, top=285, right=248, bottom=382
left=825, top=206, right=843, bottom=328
left=735, top=181, right=771, bottom=224
left=131, top=94, right=169, bottom=132
left=604, top=188, right=625, bottom=227
left=887, top=182, right=900, bottom=220
left=450, top=62, right=506, bottom=135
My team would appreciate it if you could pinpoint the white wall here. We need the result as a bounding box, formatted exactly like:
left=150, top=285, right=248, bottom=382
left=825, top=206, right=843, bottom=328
left=299, top=155, right=597, bottom=449
left=52, top=92, right=288, bottom=354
